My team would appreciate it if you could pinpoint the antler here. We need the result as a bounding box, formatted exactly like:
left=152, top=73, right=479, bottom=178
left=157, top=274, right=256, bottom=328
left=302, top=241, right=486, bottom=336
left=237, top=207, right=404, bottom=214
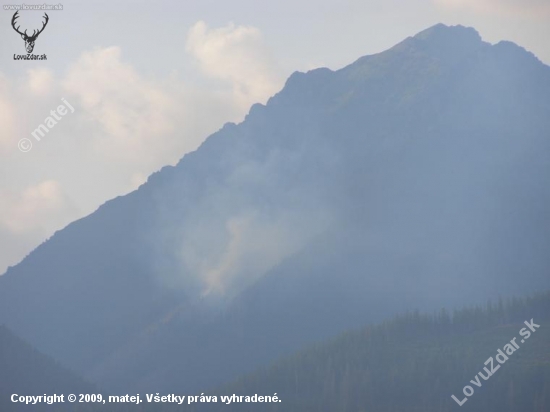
left=11, top=11, right=27, bottom=37
left=30, top=13, right=49, bottom=39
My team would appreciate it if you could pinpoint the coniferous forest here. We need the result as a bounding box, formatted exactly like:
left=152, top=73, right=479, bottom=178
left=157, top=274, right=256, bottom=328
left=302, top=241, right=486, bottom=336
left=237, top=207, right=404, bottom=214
left=2, top=292, right=549, bottom=411
left=187, top=292, right=550, bottom=412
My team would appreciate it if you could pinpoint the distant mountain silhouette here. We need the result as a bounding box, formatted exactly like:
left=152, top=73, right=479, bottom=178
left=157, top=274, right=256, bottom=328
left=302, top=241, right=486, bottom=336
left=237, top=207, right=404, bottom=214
left=1, top=24, right=549, bottom=393
left=0, top=326, right=95, bottom=411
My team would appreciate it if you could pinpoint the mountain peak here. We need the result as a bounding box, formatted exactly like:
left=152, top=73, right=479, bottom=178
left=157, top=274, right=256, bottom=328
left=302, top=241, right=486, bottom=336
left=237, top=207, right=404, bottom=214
left=363, top=23, right=488, bottom=66
left=414, top=23, right=482, bottom=43
left=408, top=23, right=486, bottom=58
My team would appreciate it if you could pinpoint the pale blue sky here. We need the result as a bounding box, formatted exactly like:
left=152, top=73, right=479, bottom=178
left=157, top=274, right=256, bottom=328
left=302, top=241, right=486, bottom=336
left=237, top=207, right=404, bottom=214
left=2, top=0, right=549, bottom=77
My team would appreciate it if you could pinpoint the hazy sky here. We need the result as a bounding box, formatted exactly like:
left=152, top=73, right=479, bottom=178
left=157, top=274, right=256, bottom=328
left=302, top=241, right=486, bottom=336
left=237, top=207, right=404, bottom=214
left=0, top=0, right=549, bottom=274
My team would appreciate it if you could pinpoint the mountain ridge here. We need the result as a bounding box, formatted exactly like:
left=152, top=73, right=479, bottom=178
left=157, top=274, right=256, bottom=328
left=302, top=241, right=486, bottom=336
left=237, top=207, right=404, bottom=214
left=1, top=23, right=549, bottom=393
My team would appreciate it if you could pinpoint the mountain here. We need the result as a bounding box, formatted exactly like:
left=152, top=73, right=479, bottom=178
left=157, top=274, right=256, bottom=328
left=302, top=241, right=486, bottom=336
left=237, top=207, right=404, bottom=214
left=190, top=292, right=550, bottom=412
left=1, top=23, right=549, bottom=393
left=0, top=326, right=95, bottom=412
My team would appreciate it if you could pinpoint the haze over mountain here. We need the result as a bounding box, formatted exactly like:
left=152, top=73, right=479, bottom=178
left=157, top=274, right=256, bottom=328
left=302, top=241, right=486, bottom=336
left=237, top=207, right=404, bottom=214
left=190, top=293, right=550, bottom=412
left=1, top=23, right=549, bottom=393
left=0, top=326, right=96, bottom=412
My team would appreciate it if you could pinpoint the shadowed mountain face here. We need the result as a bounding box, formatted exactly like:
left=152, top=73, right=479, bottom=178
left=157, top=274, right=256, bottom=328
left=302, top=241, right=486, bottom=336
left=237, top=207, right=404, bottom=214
left=1, top=24, right=549, bottom=392
left=0, top=326, right=96, bottom=412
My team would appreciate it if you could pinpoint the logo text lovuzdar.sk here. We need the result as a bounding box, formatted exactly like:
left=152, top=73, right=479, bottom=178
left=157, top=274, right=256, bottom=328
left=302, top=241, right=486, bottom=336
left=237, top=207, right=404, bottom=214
left=11, top=11, right=49, bottom=60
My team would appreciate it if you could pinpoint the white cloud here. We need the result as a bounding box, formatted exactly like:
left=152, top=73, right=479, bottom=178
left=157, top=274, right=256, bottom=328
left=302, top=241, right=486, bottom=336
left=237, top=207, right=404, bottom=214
left=62, top=47, right=180, bottom=163
left=186, top=21, right=284, bottom=110
left=0, top=21, right=284, bottom=276
left=0, top=74, right=17, bottom=151
left=0, top=180, right=80, bottom=273
left=27, top=68, right=54, bottom=96
left=0, top=180, right=78, bottom=235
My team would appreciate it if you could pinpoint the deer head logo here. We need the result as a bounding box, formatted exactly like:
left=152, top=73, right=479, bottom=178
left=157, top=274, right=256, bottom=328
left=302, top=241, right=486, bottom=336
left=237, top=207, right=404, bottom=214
left=11, top=11, right=49, bottom=54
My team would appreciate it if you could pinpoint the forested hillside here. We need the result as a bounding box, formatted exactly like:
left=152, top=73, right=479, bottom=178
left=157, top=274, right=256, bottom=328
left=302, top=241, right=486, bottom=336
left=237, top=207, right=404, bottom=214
left=190, top=292, right=550, bottom=412
left=2, top=293, right=548, bottom=412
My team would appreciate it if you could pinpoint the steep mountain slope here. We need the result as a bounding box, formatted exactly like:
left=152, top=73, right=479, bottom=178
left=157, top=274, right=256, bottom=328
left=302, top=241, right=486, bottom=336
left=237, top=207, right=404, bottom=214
left=190, top=293, right=550, bottom=412
left=1, top=23, right=549, bottom=393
